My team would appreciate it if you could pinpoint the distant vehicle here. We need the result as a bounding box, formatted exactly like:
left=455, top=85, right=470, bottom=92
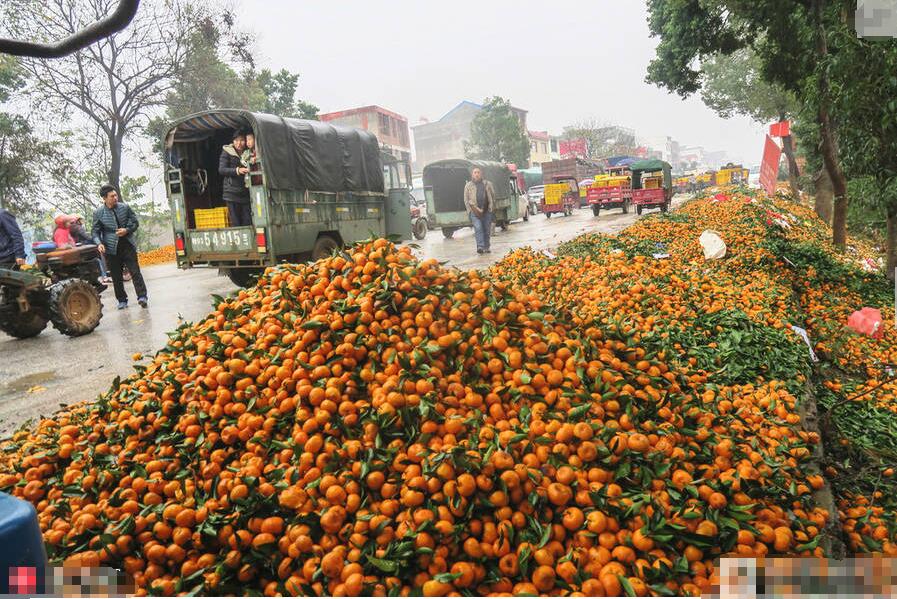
left=630, top=159, right=673, bottom=215
left=541, top=157, right=602, bottom=207
left=542, top=178, right=578, bottom=218
left=588, top=166, right=632, bottom=216
left=526, top=185, right=545, bottom=215
left=164, top=110, right=413, bottom=287
left=422, top=159, right=519, bottom=238
left=716, top=163, right=748, bottom=186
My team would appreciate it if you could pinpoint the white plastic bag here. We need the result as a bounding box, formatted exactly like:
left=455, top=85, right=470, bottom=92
left=699, top=230, right=727, bottom=260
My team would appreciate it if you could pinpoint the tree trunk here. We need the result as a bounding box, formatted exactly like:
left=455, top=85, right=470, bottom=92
left=108, top=131, right=123, bottom=191
left=887, top=205, right=897, bottom=282
left=814, top=0, right=848, bottom=249
left=781, top=134, right=801, bottom=197
left=814, top=168, right=833, bottom=225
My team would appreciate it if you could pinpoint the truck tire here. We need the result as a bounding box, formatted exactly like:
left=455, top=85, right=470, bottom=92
left=442, top=227, right=455, bottom=239
left=412, top=218, right=428, bottom=240
left=592, top=205, right=601, bottom=217
left=523, top=212, right=529, bottom=222
left=0, top=310, right=48, bottom=339
left=661, top=202, right=669, bottom=213
left=545, top=212, right=552, bottom=219
left=500, top=221, right=509, bottom=231
left=226, top=268, right=261, bottom=288
left=48, top=278, right=102, bottom=337
left=622, top=200, right=630, bottom=214
left=312, top=235, right=341, bottom=260
left=637, top=205, right=643, bottom=216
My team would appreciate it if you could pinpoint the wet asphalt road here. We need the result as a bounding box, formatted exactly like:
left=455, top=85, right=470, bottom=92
left=0, top=200, right=681, bottom=436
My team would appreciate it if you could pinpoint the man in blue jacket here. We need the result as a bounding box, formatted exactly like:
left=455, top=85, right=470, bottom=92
left=0, top=209, right=26, bottom=270
left=92, top=185, right=147, bottom=309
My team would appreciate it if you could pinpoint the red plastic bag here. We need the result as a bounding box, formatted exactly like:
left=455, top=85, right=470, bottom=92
left=847, top=307, right=884, bottom=339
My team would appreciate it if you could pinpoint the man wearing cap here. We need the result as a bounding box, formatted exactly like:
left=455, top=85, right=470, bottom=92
left=219, top=130, right=251, bottom=226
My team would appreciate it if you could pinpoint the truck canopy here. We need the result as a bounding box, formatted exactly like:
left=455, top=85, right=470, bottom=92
left=519, top=167, right=543, bottom=189
left=630, top=159, right=672, bottom=190
left=164, top=110, right=384, bottom=194
left=422, top=159, right=512, bottom=213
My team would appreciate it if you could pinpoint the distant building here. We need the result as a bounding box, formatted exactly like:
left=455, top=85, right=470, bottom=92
left=411, top=100, right=528, bottom=172
left=529, top=130, right=551, bottom=167
left=319, top=105, right=411, bottom=163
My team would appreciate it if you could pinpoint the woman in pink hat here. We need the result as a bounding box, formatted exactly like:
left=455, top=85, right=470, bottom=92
left=52, top=214, right=76, bottom=249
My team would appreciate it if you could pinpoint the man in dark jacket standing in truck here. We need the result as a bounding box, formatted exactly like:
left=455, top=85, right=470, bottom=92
left=219, top=130, right=251, bottom=226
left=0, top=209, right=27, bottom=270
left=93, top=185, right=147, bottom=309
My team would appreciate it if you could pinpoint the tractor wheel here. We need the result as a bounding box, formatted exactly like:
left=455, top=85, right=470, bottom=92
left=637, top=205, right=643, bottom=216
left=622, top=200, right=630, bottom=214
left=412, top=218, right=428, bottom=240
left=48, top=278, right=102, bottom=337
left=442, top=227, right=456, bottom=239
left=312, top=235, right=341, bottom=260
left=226, top=268, right=262, bottom=288
left=0, top=309, right=48, bottom=339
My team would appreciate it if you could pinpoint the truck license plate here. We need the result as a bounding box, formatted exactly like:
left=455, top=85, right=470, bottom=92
left=188, top=228, right=253, bottom=253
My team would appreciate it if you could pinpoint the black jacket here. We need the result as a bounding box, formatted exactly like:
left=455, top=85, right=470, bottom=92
left=219, top=145, right=250, bottom=204
left=0, top=209, right=25, bottom=263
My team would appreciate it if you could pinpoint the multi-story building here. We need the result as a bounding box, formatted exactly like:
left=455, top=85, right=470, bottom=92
left=411, top=100, right=528, bottom=172
left=528, top=131, right=551, bottom=167
left=319, top=105, right=411, bottom=163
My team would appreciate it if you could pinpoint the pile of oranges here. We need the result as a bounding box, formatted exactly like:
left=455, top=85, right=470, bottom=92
left=1, top=187, right=895, bottom=596
left=138, top=244, right=176, bottom=266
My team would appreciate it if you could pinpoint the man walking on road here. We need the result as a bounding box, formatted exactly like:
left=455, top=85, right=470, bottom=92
left=0, top=209, right=26, bottom=270
left=463, top=166, right=495, bottom=254
left=93, top=185, right=148, bottom=309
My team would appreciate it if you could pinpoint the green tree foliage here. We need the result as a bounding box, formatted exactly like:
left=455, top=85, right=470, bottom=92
left=0, top=56, right=60, bottom=220
left=700, top=49, right=801, bottom=193
left=826, top=27, right=897, bottom=278
left=464, top=97, right=530, bottom=167
left=644, top=0, right=848, bottom=248
left=146, top=12, right=318, bottom=152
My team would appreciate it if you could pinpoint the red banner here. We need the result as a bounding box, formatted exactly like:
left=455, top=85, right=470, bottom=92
left=760, top=135, right=782, bottom=196
left=559, top=138, right=587, bottom=158
left=769, top=120, right=791, bottom=138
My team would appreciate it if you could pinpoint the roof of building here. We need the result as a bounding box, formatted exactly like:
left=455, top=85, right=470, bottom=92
left=319, top=105, right=408, bottom=123
left=413, top=100, right=528, bottom=129
left=528, top=130, right=549, bottom=141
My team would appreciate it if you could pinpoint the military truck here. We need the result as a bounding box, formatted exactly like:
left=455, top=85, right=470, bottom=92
left=164, top=110, right=413, bottom=286
left=421, top=159, right=523, bottom=239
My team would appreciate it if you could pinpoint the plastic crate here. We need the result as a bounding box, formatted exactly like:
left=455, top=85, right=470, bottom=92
left=194, top=207, right=230, bottom=229
left=543, top=183, right=568, bottom=205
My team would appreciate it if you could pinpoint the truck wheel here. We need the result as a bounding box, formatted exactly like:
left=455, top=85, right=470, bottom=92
left=226, top=268, right=261, bottom=288
left=545, top=212, right=552, bottom=219
left=622, top=200, right=630, bottom=214
left=412, top=218, right=428, bottom=240
left=442, top=227, right=455, bottom=239
left=500, top=221, right=509, bottom=231
left=48, top=278, right=102, bottom=337
left=661, top=202, right=669, bottom=213
left=591, top=205, right=601, bottom=217
left=523, top=212, right=529, bottom=222
left=636, top=205, right=643, bottom=216
left=0, top=309, right=48, bottom=339
left=312, top=235, right=341, bottom=260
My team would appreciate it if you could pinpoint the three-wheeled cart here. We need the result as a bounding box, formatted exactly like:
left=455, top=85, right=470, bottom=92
left=630, top=159, right=673, bottom=215
left=588, top=166, right=632, bottom=216
left=541, top=177, right=578, bottom=218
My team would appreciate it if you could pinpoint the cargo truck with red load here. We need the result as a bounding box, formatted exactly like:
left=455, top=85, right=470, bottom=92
left=541, top=158, right=602, bottom=208
left=630, top=159, right=673, bottom=215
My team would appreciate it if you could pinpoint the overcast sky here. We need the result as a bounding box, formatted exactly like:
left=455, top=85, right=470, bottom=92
left=235, top=0, right=766, bottom=167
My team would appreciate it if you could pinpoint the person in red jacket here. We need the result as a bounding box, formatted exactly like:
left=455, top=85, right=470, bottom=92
left=52, top=215, right=76, bottom=249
